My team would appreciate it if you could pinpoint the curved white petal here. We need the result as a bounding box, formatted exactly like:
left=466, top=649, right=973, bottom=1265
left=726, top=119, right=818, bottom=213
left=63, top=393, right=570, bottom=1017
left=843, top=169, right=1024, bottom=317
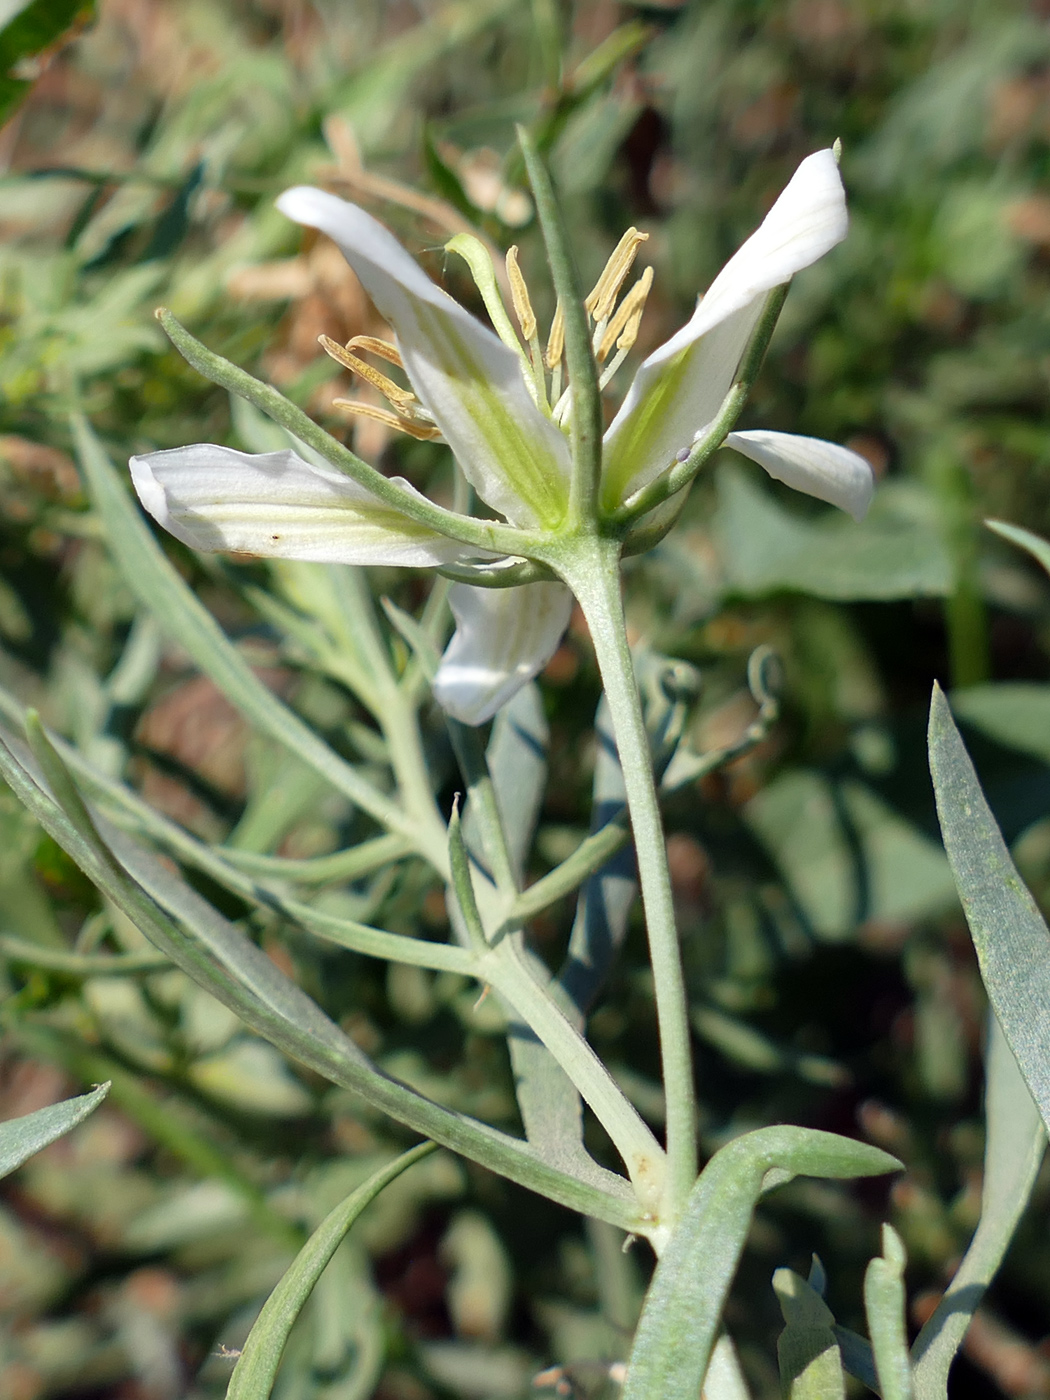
left=602, top=149, right=848, bottom=507
left=726, top=430, right=874, bottom=521
left=433, top=582, right=574, bottom=725
left=130, top=444, right=481, bottom=567
left=276, top=186, right=571, bottom=529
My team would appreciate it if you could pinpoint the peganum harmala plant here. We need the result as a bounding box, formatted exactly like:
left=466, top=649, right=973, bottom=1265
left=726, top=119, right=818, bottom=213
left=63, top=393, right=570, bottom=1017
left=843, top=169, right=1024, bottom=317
left=0, top=131, right=1038, bottom=1399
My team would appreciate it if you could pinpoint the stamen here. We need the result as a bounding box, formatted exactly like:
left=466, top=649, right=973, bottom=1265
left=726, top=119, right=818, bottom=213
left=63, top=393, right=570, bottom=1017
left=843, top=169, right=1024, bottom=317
left=344, top=335, right=404, bottom=370
left=597, top=265, right=654, bottom=362
left=319, top=334, right=417, bottom=412
left=332, top=399, right=443, bottom=441
left=505, top=246, right=537, bottom=342
left=598, top=346, right=628, bottom=391
left=585, top=228, right=649, bottom=325
left=544, top=301, right=565, bottom=370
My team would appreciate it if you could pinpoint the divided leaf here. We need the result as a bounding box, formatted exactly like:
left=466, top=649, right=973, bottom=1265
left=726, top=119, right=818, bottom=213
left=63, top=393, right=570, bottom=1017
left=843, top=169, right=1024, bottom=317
left=623, top=1127, right=900, bottom=1400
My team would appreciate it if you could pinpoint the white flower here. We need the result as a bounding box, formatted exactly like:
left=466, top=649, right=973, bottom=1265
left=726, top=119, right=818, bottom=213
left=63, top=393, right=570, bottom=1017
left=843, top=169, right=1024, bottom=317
left=131, top=149, right=873, bottom=725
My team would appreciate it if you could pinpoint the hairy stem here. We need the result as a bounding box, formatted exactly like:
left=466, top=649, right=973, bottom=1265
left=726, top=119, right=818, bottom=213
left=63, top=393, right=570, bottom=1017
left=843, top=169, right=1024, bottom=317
left=559, top=536, right=697, bottom=1220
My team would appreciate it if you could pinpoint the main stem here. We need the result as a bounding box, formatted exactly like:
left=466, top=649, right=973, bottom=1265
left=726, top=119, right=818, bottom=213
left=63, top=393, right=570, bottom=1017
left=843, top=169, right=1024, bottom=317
left=562, top=536, right=698, bottom=1221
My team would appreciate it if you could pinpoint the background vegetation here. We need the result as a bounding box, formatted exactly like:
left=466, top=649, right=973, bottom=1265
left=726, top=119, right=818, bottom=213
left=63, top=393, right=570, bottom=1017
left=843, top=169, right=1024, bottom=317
left=1, top=0, right=1049, bottom=1396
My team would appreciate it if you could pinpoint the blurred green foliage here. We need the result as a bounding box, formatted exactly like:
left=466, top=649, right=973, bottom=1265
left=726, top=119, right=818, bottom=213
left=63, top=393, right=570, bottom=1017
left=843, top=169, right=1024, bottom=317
left=1, top=1, right=1050, bottom=1397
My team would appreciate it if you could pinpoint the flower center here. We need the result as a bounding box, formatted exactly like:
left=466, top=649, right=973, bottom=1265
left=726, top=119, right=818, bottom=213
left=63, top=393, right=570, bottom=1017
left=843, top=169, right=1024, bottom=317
left=320, top=227, right=654, bottom=450
left=542, top=227, right=653, bottom=424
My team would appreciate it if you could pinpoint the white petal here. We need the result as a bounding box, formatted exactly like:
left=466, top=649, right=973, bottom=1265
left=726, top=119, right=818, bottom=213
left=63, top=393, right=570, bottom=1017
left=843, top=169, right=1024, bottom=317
left=726, top=430, right=874, bottom=521
left=602, top=149, right=848, bottom=507
left=276, top=186, right=571, bottom=529
left=433, top=582, right=573, bottom=725
left=130, top=444, right=481, bottom=567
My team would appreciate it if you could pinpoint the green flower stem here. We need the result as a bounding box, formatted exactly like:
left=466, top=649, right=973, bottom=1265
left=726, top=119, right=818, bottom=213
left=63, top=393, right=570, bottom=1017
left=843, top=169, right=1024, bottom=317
left=275, top=898, right=477, bottom=974
left=556, top=535, right=698, bottom=1221
left=608, top=285, right=789, bottom=529
left=156, top=310, right=531, bottom=559
left=518, top=128, right=602, bottom=527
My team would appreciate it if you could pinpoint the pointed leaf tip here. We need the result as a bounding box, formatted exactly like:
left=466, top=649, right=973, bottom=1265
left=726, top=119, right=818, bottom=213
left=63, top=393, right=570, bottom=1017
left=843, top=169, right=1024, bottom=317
left=0, top=1083, right=111, bottom=1181
left=985, top=519, right=1050, bottom=579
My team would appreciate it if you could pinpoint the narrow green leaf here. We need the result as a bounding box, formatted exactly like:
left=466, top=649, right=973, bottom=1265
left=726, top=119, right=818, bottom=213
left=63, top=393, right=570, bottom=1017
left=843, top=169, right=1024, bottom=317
left=423, top=127, right=478, bottom=219
left=623, top=1127, right=900, bottom=1400
left=911, top=1015, right=1045, bottom=1400
left=219, top=833, right=410, bottom=885
left=71, top=413, right=407, bottom=837
left=447, top=800, right=489, bottom=954
left=691, top=1005, right=847, bottom=1088
left=865, top=1225, right=912, bottom=1400
left=227, top=1142, right=436, bottom=1400
left=17, top=1025, right=297, bottom=1246
left=0, top=0, right=89, bottom=69
left=565, top=19, right=651, bottom=97
left=928, top=683, right=1050, bottom=1134
left=986, top=519, right=1050, bottom=577
left=0, top=719, right=641, bottom=1230
left=331, top=0, right=515, bottom=149
left=449, top=717, right=517, bottom=897
left=0, top=934, right=169, bottom=976
left=0, top=1082, right=108, bottom=1179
